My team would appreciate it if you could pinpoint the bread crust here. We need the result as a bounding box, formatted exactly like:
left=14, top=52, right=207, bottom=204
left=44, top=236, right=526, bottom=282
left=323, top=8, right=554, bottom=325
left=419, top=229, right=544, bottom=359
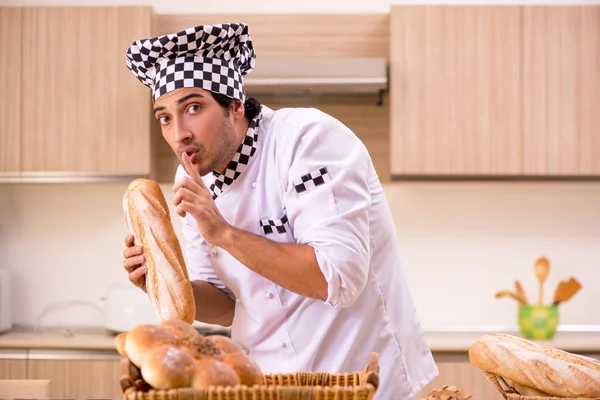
left=469, top=333, right=600, bottom=398
left=141, top=344, right=195, bottom=389
left=123, top=179, right=196, bottom=324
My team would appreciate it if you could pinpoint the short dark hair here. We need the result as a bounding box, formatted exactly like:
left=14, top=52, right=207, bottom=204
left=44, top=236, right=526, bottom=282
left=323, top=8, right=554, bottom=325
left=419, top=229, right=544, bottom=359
left=210, top=92, right=262, bottom=120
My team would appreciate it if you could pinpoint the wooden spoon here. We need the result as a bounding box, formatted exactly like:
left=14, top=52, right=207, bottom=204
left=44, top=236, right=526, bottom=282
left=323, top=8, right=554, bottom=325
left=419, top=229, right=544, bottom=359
left=534, top=257, right=550, bottom=305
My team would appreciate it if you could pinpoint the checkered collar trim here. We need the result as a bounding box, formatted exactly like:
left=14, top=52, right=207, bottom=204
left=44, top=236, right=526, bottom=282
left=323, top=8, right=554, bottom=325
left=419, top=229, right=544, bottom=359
left=209, top=112, right=262, bottom=200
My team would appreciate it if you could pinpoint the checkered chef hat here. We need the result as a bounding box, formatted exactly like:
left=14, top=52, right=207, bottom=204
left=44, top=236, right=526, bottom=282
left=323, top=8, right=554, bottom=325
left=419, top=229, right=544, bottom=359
left=125, top=23, right=256, bottom=102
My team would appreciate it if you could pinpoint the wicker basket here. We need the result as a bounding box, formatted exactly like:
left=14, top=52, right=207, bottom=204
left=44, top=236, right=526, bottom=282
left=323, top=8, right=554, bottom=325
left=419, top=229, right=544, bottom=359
left=123, top=353, right=380, bottom=400
left=483, top=371, right=600, bottom=400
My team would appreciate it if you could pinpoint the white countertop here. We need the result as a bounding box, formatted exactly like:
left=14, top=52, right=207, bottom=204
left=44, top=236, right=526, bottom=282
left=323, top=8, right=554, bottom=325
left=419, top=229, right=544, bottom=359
left=423, top=329, right=600, bottom=353
left=0, top=326, right=599, bottom=353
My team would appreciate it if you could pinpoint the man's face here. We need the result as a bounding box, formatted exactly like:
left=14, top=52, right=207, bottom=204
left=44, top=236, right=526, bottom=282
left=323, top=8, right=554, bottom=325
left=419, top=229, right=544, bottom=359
left=153, top=88, right=238, bottom=176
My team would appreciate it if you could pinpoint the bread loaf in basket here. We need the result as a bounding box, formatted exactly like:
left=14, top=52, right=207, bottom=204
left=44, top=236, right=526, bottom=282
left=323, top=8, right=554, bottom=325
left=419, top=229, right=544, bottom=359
left=469, top=333, right=600, bottom=400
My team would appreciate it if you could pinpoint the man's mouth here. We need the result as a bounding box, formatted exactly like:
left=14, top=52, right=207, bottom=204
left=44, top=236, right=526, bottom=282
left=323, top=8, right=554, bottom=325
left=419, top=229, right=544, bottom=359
left=181, top=148, right=199, bottom=164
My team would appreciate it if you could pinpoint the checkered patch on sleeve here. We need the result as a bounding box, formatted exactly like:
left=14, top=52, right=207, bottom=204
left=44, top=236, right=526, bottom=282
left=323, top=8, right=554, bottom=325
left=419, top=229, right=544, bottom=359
left=260, top=215, right=288, bottom=235
left=292, top=167, right=331, bottom=194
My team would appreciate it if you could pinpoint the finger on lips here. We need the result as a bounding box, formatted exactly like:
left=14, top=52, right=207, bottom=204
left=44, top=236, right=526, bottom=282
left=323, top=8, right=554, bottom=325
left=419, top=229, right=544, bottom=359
left=181, top=153, right=208, bottom=187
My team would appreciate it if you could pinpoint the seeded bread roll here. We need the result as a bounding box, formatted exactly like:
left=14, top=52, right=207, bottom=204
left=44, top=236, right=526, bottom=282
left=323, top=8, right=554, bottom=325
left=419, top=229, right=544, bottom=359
left=123, top=178, right=196, bottom=324
left=207, top=335, right=244, bottom=355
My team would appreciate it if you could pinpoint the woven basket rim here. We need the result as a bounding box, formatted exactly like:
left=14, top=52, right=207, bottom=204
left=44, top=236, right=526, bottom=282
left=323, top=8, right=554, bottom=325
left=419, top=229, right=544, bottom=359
left=483, top=372, right=600, bottom=400
left=122, top=352, right=380, bottom=399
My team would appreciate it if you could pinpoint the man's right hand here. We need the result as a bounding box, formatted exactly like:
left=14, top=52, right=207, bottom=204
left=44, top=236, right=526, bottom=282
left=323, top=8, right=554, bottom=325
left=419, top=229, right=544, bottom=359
left=123, top=234, right=147, bottom=292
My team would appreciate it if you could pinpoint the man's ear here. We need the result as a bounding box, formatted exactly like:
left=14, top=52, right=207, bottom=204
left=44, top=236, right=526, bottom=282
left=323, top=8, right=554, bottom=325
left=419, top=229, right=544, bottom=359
left=232, top=99, right=245, bottom=120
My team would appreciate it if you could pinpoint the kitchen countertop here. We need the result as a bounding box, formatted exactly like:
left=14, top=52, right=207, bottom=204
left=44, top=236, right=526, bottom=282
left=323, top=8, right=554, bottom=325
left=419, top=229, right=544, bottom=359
left=424, top=329, right=600, bottom=353
left=0, top=326, right=599, bottom=353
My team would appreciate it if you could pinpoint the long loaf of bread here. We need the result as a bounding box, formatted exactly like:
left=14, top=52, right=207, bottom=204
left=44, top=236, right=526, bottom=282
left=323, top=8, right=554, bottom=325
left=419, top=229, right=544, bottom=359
left=123, top=178, right=196, bottom=323
left=469, top=333, right=600, bottom=398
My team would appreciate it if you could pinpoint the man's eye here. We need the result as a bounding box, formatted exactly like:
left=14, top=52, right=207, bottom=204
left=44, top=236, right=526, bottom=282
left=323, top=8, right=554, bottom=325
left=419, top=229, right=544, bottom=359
left=158, top=116, right=169, bottom=125
left=188, top=104, right=201, bottom=114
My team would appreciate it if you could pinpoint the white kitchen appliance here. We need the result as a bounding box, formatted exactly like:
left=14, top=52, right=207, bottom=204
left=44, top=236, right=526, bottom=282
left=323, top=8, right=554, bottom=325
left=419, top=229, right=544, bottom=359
left=0, top=269, right=12, bottom=333
left=103, top=283, right=159, bottom=333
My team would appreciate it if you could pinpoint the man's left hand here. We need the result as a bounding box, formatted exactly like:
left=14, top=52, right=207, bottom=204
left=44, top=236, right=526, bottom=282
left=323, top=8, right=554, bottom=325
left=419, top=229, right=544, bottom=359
left=172, top=153, right=230, bottom=245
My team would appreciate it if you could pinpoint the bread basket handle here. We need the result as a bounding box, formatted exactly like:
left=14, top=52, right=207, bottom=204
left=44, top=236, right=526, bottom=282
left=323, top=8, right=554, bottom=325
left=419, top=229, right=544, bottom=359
left=360, top=352, right=380, bottom=389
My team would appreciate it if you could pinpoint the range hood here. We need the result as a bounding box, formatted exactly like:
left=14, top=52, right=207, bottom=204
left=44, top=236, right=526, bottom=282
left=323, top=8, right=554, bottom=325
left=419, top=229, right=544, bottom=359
left=243, top=57, right=388, bottom=96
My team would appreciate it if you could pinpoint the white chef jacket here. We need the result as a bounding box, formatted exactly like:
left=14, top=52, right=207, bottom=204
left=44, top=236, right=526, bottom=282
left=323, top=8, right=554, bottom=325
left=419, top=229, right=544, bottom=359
left=175, top=105, right=438, bottom=400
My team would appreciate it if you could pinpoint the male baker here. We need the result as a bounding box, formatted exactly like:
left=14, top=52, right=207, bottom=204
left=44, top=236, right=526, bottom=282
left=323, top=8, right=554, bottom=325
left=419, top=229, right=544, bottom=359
left=122, top=23, right=438, bottom=399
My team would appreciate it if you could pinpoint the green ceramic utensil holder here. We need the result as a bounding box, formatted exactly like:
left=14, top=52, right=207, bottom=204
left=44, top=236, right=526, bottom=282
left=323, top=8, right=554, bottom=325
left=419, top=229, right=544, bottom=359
left=518, top=304, right=559, bottom=340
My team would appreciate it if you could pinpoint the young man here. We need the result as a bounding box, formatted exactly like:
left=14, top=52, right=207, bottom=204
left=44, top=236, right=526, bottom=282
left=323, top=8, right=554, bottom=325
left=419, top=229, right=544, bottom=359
left=122, top=23, right=438, bottom=399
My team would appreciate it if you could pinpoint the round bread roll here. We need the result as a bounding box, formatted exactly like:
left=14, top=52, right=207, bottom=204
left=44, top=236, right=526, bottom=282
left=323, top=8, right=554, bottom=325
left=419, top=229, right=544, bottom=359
left=115, top=332, right=128, bottom=357
left=160, top=319, right=201, bottom=344
left=207, top=335, right=244, bottom=355
left=125, top=324, right=177, bottom=368
left=141, top=344, right=195, bottom=389
left=183, top=336, right=224, bottom=361
left=191, top=356, right=241, bottom=389
left=222, top=352, right=262, bottom=387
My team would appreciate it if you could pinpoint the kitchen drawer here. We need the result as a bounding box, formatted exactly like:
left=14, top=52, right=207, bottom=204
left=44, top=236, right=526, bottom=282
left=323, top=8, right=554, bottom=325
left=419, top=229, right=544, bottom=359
left=27, top=349, right=122, bottom=399
left=0, top=349, right=28, bottom=379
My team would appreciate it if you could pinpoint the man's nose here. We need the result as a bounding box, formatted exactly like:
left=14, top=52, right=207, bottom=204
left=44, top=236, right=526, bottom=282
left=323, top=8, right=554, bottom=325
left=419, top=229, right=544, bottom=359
left=173, top=119, right=192, bottom=143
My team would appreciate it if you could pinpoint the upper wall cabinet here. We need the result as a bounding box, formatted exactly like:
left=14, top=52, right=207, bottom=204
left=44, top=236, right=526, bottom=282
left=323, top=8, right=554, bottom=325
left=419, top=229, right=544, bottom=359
left=521, top=6, right=600, bottom=175
left=390, top=6, right=521, bottom=177
left=390, top=5, right=600, bottom=178
left=0, top=7, right=22, bottom=176
left=14, top=6, right=154, bottom=178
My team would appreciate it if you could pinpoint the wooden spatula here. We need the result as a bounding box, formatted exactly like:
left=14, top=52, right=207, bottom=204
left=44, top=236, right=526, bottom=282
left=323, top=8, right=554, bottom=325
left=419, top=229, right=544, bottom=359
left=514, top=281, right=529, bottom=305
left=553, top=277, right=582, bottom=305
left=495, top=290, right=525, bottom=304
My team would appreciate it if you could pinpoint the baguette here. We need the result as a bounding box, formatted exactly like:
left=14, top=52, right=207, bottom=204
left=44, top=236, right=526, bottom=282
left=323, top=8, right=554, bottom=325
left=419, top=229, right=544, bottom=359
left=469, top=333, right=600, bottom=398
left=123, top=179, right=196, bottom=324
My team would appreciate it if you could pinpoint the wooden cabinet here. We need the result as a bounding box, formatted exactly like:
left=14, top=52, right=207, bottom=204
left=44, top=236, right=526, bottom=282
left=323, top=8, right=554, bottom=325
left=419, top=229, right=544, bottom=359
left=522, top=6, right=600, bottom=176
left=414, top=356, right=503, bottom=399
left=0, top=6, right=154, bottom=179
left=0, top=350, right=28, bottom=379
left=0, top=7, right=22, bottom=176
left=390, top=5, right=600, bottom=178
left=390, top=6, right=521, bottom=177
left=27, top=350, right=122, bottom=399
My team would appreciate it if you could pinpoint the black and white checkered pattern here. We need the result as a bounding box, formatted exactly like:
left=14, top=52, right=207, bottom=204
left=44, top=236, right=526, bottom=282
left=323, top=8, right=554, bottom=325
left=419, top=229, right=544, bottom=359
left=209, top=112, right=262, bottom=200
left=260, top=214, right=289, bottom=235
left=125, top=23, right=256, bottom=102
left=293, top=167, right=331, bottom=194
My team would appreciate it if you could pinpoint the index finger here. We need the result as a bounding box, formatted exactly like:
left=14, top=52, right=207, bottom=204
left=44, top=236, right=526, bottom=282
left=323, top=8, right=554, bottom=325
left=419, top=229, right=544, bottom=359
left=181, top=152, right=205, bottom=187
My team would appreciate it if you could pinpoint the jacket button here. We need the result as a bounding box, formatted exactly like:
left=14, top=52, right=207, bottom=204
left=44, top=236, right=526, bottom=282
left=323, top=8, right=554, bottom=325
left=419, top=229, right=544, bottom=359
left=252, top=182, right=257, bottom=189
left=265, top=292, right=273, bottom=299
left=211, top=248, right=218, bottom=256
left=280, top=341, right=287, bottom=348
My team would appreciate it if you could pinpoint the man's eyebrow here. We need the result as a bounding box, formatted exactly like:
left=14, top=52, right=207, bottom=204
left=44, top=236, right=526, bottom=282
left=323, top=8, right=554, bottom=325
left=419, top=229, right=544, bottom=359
left=153, top=93, right=205, bottom=114
left=177, top=93, right=205, bottom=104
